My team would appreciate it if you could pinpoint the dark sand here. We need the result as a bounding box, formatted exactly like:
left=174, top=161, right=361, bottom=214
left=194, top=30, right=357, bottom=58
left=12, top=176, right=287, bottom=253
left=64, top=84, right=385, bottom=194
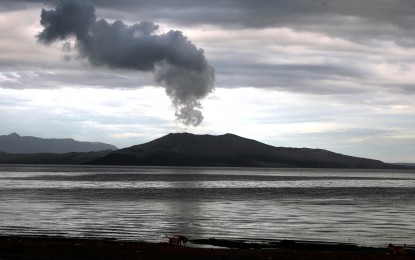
left=0, top=236, right=413, bottom=260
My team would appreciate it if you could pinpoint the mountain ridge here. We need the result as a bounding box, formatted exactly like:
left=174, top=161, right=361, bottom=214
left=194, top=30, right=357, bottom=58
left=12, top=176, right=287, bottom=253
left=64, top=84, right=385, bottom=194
left=91, top=132, right=395, bottom=168
left=0, top=133, right=117, bottom=154
left=0, top=132, right=406, bottom=168
left=0, top=150, right=113, bottom=164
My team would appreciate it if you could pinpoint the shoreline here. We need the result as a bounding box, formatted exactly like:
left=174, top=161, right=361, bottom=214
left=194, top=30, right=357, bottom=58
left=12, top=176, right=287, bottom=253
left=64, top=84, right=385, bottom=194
left=0, top=235, right=413, bottom=259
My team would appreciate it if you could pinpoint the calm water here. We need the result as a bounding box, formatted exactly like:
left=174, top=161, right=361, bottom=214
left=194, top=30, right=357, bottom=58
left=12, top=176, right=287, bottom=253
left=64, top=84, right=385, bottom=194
left=0, top=165, right=414, bottom=247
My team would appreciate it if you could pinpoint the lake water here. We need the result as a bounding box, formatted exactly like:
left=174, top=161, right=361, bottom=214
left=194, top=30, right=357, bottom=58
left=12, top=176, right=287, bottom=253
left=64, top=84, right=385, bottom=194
left=0, top=165, right=414, bottom=247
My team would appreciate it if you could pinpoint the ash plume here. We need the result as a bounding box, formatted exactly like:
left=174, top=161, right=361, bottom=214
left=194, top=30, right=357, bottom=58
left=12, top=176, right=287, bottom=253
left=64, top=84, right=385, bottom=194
left=37, top=0, right=215, bottom=126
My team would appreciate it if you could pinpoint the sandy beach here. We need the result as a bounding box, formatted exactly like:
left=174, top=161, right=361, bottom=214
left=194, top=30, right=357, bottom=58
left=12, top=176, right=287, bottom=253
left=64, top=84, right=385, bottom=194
left=0, top=236, right=413, bottom=260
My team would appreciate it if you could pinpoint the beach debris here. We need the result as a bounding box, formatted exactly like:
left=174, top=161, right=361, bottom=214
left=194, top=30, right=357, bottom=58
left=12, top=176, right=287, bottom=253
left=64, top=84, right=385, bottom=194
left=165, top=235, right=188, bottom=246
left=388, top=243, right=406, bottom=256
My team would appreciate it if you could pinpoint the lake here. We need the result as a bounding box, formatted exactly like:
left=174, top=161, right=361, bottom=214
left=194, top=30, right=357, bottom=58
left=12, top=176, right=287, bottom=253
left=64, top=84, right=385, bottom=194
left=0, top=165, right=414, bottom=247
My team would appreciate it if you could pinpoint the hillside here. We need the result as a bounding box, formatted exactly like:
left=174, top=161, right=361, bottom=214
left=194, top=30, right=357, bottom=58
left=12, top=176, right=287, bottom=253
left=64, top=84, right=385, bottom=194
left=0, top=133, right=117, bottom=154
left=91, top=133, right=393, bottom=168
left=0, top=150, right=112, bottom=165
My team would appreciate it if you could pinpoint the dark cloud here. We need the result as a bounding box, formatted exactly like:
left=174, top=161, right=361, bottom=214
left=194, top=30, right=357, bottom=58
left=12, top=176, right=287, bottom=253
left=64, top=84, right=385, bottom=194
left=214, top=62, right=371, bottom=94
left=38, top=0, right=96, bottom=42
left=5, top=0, right=415, bottom=46
left=2, top=0, right=414, bottom=96
left=9, top=0, right=415, bottom=27
left=27, top=0, right=408, bottom=48
left=82, top=0, right=415, bottom=45
left=36, top=0, right=215, bottom=126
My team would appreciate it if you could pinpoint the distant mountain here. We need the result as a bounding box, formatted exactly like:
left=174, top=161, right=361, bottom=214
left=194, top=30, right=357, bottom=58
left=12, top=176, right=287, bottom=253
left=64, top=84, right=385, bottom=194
left=393, top=163, right=415, bottom=168
left=90, top=133, right=395, bottom=168
left=0, top=150, right=112, bottom=164
left=0, top=133, right=117, bottom=154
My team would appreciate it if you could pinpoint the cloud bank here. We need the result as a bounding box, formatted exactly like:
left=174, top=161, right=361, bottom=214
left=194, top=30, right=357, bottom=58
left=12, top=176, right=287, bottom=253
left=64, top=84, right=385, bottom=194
left=37, top=0, right=215, bottom=126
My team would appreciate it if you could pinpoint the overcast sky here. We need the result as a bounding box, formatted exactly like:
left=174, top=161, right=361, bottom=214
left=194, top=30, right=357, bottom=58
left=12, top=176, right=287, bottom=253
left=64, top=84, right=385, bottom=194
left=1, top=0, right=414, bottom=162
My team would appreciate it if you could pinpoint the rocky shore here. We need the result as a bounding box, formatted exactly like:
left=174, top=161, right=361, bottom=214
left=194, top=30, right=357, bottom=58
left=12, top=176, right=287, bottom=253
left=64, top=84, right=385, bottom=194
left=0, top=236, right=413, bottom=259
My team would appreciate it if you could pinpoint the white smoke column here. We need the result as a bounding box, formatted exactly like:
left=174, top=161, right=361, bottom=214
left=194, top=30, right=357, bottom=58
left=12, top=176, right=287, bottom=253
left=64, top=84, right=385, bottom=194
left=37, top=0, right=215, bottom=126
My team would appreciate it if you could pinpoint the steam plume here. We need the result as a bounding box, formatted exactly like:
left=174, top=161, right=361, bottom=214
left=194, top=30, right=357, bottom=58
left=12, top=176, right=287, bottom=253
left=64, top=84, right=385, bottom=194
left=37, top=0, right=215, bottom=126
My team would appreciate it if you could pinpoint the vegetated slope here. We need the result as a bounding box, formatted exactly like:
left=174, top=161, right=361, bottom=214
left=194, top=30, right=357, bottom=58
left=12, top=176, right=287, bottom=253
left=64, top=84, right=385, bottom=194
left=0, top=133, right=117, bottom=154
left=91, top=133, right=393, bottom=168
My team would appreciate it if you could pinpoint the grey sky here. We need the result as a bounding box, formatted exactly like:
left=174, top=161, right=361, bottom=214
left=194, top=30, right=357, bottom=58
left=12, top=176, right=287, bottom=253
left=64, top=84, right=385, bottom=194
left=0, top=0, right=414, bottom=162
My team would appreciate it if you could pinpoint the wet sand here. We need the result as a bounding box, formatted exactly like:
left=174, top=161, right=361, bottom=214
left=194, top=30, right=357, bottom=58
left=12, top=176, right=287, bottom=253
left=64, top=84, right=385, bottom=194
left=0, top=236, right=413, bottom=260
